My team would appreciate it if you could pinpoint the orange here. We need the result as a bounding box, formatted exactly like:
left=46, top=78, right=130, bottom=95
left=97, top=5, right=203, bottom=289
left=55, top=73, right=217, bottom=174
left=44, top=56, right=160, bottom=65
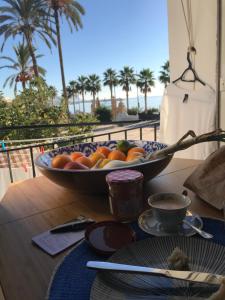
left=89, top=152, right=105, bottom=165
left=70, top=151, right=84, bottom=161
left=76, top=156, right=93, bottom=168
left=51, top=155, right=71, bottom=169
left=127, top=147, right=145, bottom=156
left=126, top=152, right=144, bottom=162
left=96, top=146, right=112, bottom=158
left=108, top=150, right=126, bottom=161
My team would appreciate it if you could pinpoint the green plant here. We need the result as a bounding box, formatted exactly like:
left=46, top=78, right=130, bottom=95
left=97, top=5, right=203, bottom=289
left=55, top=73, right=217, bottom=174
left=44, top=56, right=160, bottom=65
left=103, top=68, right=118, bottom=100
left=67, top=80, right=78, bottom=115
left=137, top=69, right=155, bottom=113
left=0, top=43, right=45, bottom=94
left=147, top=108, right=159, bottom=114
left=0, top=0, right=55, bottom=77
left=118, top=66, right=136, bottom=110
left=68, top=113, right=97, bottom=136
left=138, top=107, right=159, bottom=121
left=47, top=0, right=85, bottom=108
left=0, top=93, right=10, bottom=139
left=86, top=74, right=101, bottom=110
left=0, top=81, right=98, bottom=144
left=95, top=106, right=112, bottom=122
left=127, top=107, right=138, bottom=115
left=159, top=61, right=170, bottom=87
left=77, top=75, right=88, bottom=113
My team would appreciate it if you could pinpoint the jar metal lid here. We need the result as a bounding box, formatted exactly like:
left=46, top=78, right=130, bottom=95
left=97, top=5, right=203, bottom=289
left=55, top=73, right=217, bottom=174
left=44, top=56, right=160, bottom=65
left=106, top=169, right=144, bottom=184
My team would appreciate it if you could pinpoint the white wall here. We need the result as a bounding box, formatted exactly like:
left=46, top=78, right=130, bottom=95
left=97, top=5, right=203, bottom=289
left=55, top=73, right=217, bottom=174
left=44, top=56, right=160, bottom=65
left=168, top=0, right=217, bottom=90
left=221, top=0, right=225, bottom=129
left=168, top=0, right=225, bottom=130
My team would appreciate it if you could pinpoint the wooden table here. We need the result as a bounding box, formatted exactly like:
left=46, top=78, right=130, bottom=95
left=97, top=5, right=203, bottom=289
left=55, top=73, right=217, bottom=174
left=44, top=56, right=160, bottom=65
left=0, top=158, right=223, bottom=300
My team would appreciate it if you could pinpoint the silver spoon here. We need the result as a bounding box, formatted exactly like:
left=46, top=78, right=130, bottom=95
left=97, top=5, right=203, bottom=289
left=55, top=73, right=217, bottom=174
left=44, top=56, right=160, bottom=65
left=183, top=219, right=213, bottom=239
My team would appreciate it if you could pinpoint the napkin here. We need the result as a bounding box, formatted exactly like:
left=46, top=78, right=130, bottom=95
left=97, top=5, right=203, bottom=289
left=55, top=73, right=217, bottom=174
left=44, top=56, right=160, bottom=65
left=184, top=146, right=225, bottom=210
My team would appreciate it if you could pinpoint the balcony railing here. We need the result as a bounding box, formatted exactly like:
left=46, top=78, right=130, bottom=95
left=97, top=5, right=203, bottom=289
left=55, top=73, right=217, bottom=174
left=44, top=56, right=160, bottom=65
left=0, top=120, right=159, bottom=183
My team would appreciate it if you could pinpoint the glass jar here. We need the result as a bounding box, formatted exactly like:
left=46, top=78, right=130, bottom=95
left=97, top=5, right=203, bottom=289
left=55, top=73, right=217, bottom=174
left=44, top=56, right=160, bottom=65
left=106, top=169, right=144, bottom=221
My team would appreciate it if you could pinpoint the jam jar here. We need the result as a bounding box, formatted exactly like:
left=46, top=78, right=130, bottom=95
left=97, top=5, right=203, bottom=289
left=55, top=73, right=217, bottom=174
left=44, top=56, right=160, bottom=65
left=106, top=169, right=144, bottom=221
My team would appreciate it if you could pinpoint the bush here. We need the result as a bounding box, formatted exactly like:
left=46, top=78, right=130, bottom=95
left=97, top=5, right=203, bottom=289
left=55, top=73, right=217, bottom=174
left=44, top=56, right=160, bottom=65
left=147, top=108, right=159, bottom=114
left=68, top=113, right=97, bottom=136
left=95, top=106, right=112, bottom=122
left=138, top=108, right=160, bottom=121
left=127, top=107, right=138, bottom=115
left=0, top=81, right=97, bottom=143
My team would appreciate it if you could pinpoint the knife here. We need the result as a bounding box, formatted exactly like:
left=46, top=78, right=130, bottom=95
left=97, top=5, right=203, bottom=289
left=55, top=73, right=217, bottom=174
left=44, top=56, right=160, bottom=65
left=86, top=261, right=224, bottom=285
left=50, top=218, right=95, bottom=233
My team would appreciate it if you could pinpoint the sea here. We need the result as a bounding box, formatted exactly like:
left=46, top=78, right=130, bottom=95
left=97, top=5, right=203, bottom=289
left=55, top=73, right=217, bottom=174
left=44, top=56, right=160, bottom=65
left=68, top=95, right=162, bottom=114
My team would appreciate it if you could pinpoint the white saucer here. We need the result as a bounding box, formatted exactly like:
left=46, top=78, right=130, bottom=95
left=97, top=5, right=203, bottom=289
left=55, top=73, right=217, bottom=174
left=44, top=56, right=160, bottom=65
left=138, top=209, right=203, bottom=237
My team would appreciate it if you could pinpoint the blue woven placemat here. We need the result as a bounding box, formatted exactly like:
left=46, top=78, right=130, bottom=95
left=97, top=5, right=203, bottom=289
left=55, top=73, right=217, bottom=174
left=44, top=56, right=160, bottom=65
left=47, top=218, right=225, bottom=300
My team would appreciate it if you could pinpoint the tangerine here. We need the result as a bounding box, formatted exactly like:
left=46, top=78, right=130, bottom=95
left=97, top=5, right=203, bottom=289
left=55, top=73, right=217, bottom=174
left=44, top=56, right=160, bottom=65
left=96, top=146, right=112, bottom=158
left=70, top=151, right=84, bottom=161
left=126, top=152, right=144, bottom=162
left=108, top=150, right=126, bottom=161
left=89, top=152, right=105, bottom=165
left=76, top=156, right=93, bottom=168
left=127, top=147, right=145, bottom=156
left=51, top=155, right=71, bottom=169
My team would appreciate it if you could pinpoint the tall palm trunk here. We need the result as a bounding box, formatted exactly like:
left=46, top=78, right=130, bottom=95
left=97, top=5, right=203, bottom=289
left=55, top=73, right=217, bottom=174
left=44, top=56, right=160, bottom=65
left=54, top=8, right=68, bottom=113
left=72, top=93, right=76, bottom=115
left=82, top=91, right=85, bottom=112
left=22, top=81, right=26, bottom=90
left=114, top=85, right=116, bottom=98
left=126, top=89, right=129, bottom=111
left=25, top=32, right=39, bottom=77
left=110, top=84, right=113, bottom=112
left=93, top=93, right=96, bottom=113
left=144, top=92, right=147, bottom=113
left=110, top=84, right=113, bottom=100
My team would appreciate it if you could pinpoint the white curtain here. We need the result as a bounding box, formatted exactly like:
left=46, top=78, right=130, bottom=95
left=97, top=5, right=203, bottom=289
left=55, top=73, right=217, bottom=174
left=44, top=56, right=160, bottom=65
left=160, top=83, right=217, bottom=160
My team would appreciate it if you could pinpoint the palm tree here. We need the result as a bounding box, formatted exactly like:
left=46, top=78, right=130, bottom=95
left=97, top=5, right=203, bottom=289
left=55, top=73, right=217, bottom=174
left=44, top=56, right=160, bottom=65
left=77, top=75, right=88, bottom=113
left=103, top=68, right=118, bottom=100
left=159, top=61, right=170, bottom=87
left=0, top=43, right=46, bottom=94
left=48, top=85, right=58, bottom=105
left=118, top=66, right=136, bottom=110
left=47, top=0, right=85, bottom=113
left=0, top=0, right=55, bottom=77
left=86, top=74, right=101, bottom=112
left=137, top=69, right=155, bottom=114
left=66, top=80, right=78, bottom=114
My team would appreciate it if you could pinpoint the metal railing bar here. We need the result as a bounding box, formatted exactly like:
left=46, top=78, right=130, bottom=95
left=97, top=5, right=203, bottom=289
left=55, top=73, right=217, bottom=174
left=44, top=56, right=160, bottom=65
left=124, top=130, right=127, bottom=140
left=154, top=124, right=157, bottom=141
left=0, top=120, right=149, bottom=132
left=0, top=122, right=160, bottom=154
left=6, top=151, right=13, bottom=183
left=140, top=127, right=143, bottom=140
left=29, top=147, right=36, bottom=178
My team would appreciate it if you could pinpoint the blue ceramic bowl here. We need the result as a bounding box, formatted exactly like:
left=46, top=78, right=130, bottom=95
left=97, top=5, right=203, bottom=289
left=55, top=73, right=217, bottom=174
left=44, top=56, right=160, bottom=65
left=35, top=140, right=172, bottom=194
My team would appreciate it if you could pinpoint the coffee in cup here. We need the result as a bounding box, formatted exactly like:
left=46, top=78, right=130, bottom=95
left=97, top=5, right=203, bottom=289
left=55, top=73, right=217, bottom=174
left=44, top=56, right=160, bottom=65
left=148, top=192, right=191, bottom=232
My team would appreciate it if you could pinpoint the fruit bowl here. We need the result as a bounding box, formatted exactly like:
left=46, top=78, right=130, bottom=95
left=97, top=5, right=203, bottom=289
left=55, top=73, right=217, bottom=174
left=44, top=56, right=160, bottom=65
left=35, top=140, right=172, bottom=194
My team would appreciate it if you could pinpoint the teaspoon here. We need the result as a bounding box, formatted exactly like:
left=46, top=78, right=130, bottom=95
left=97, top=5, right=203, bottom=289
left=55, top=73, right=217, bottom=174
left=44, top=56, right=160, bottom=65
left=183, top=219, right=213, bottom=239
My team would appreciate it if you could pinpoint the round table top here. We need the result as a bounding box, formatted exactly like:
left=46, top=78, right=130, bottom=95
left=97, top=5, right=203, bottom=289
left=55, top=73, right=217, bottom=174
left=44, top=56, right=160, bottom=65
left=0, top=158, right=223, bottom=300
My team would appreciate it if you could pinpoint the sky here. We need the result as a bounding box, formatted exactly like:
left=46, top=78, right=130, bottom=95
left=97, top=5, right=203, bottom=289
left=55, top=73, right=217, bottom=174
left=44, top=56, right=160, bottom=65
left=0, top=0, right=169, bottom=100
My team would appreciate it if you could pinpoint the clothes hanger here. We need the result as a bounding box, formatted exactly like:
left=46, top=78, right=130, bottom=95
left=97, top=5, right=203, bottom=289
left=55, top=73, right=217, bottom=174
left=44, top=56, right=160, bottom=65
left=173, top=51, right=206, bottom=86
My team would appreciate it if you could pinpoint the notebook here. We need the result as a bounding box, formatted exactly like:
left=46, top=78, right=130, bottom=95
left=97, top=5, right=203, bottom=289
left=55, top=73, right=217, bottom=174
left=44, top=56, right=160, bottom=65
left=32, top=229, right=85, bottom=256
